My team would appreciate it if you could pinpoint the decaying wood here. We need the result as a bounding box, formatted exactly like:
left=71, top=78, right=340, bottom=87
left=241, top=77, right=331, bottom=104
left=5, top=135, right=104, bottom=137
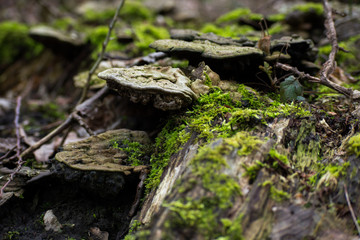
left=136, top=116, right=357, bottom=239
left=139, top=132, right=200, bottom=224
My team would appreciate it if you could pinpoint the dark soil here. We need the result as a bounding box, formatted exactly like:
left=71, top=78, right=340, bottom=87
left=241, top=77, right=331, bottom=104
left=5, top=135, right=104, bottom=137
left=0, top=174, right=138, bottom=240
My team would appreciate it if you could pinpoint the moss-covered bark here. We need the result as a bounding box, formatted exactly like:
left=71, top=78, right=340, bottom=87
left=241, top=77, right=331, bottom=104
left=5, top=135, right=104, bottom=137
left=126, top=85, right=359, bottom=239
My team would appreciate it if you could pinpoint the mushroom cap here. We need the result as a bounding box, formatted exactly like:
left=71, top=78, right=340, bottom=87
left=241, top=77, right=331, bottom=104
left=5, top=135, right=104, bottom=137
left=98, top=65, right=197, bottom=111
left=170, top=29, right=250, bottom=46
left=149, top=39, right=264, bottom=80
left=29, top=26, right=85, bottom=57
left=150, top=39, right=263, bottom=59
left=55, top=129, right=150, bottom=174
left=270, top=35, right=317, bottom=62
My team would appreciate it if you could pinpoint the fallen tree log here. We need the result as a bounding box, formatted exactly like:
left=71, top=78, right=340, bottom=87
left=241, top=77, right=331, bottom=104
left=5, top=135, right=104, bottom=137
left=132, top=104, right=359, bottom=239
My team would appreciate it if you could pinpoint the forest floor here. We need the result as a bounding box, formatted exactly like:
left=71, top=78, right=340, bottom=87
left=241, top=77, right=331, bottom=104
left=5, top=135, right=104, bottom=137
left=1, top=0, right=360, bottom=239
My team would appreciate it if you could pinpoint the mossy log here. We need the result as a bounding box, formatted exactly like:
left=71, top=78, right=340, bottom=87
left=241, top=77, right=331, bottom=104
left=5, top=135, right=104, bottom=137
left=134, top=115, right=358, bottom=240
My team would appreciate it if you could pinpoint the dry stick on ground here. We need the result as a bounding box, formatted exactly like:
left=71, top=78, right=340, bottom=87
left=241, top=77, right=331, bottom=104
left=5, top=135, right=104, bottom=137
left=276, top=0, right=360, bottom=99
left=0, top=97, right=23, bottom=197
left=344, top=184, right=360, bottom=236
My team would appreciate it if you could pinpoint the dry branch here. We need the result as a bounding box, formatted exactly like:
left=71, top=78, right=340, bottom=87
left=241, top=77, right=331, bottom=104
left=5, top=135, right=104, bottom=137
left=276, top=0, right=360, bottom=100
left=321, top=0, right=338, bottom=80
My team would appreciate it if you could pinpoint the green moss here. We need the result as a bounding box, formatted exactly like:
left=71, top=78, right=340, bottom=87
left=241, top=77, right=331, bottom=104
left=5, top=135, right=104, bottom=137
left=0, top=21, right=43, bottom=67
left=220, top=215, right=244, bottom=240
left=191, top=143, right=242, bottom=209
left=319, top=35, right=360, bottom=74
left=121, top=1, right=154, bottom=22
left=145, top=120, right=188, bottom=192
left=164, top=133, right=250, bottom=239
left=112, top=139, right=151, bottom=166
left=83, top=8, right=115, bottom=23
left=262, top=180, right=290, bottom=202
left=347, top=133, right=360, bottom=156
left=186, top=86, right=310, bottom=142
left=243, top=160, right=265, bottom=182
left=133, top=23, right=170, bottom=55
left=171, top=59, right=189, bottom=69
left=52, top=17, right=77, bottom=31
left=319, top=40, right=356, bottom=65
left=309, top=162, right=349, bottom=189
left=267, top=13, right=286, bottom=22
left=146, top=83, right=310, bottom=196
left=291, top=3, right=324, bottom=15
left=28, top=102, right=66, bottom=122
left=268, top=22, right=286, bottom=35
left=224, top=132, right=263, bottom=156
left=4, top=231, right=20, bottom=240
left=82, top=1, right=153, bottom=23
left=216, top=8, right=263, bottom=24
left=293, top=120, right=321, bottom=171
left=86, top=26, right=126, bottom=59
left=268, top=148, right=289, bottom=165
left=200, top=23, right=254, bottom=38
left=164, top=197, right=218, bottom=236
left=124, top=220, right=141, bottom=240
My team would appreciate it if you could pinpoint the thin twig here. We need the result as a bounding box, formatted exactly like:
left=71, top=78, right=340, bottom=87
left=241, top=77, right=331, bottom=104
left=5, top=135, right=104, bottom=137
left=276, top=0, right=360, bottom=100
left=0, top=146, right=16, bottom=161
left=0, top=97, right=23, bottom=197
left=320, top=0, right=338, bottom=81
left=128, top=170, right=149, bottom=218
left=19, top=86, right=109, bottom=158
left=77, top=0, right=126, bottom=105
left=19, top=116, right=74, bottom=158
left=344, top=184, right=360, bottom=236
left=14, top=0, right=126, bottom=159
left=275, top=62, right=358, bottom=98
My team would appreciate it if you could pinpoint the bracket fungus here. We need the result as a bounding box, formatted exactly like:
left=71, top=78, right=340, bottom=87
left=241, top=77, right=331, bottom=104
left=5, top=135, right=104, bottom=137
left=29, top=26, right=86, bottom=57
left=54, top=129, right=150, bottom=195
left=150, top=31, right=318, bottom=80
left=98, top=65, right=197, bottom=111
left=150, top=39, right=264, bottom=79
